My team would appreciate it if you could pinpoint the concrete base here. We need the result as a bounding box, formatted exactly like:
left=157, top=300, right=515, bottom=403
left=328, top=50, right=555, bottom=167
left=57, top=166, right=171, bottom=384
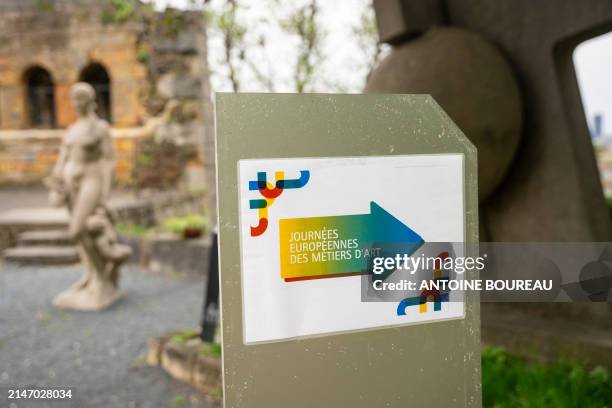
left=119, top=234, right=211, bottom=276
left=148, top=331, right=222, bottom=405
left=52, top=274, right=121, bottom=312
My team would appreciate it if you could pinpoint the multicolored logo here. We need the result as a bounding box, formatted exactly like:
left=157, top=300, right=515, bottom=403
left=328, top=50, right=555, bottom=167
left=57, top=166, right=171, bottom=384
left=248, top=170, right=310, bottom=237
left=397, top=251, right=450, bottom=315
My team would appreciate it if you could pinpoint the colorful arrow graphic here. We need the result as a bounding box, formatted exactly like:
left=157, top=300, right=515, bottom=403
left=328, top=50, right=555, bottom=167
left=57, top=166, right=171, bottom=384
left=279, top=201, right=424, bottom=282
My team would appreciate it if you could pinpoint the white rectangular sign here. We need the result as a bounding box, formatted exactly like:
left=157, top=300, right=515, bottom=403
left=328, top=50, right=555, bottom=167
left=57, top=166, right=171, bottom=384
left=238, top=154, right=465, bottom=344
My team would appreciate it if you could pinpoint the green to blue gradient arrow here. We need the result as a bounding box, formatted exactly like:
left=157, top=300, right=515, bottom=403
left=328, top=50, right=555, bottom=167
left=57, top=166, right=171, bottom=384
left=279, top=201, right=423, bottom=282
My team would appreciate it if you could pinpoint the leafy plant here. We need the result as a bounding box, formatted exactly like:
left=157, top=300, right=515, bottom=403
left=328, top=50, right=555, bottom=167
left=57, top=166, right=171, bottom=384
left=101, top=0, right=136, bottom=24
left=210, top=385, right=223, bottom=399
left=115, top=223, right=153, bottom=237
left=136, top=46, right=150, bottom=63
left=164, top=214, right=207, bottom=238
left=34, top=0, right=54, bottom=12
left=482, top=346, right=612, bottom=407
left=280, top=0, right=323, bottom=93
left=131, top=138, right=196, bottom=190
left=353, top=2, right=388, bottom=85
left=206, top=0, right=248, bottom=92
left=160, top=8, right=189, bottom=38
left=170, top=329, right=201, bottom=343
left=200, top=342, right=222, bottom=358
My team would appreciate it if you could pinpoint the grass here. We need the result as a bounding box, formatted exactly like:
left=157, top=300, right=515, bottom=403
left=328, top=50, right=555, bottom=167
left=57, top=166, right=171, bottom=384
left=482, top=346, right=612, bottom=407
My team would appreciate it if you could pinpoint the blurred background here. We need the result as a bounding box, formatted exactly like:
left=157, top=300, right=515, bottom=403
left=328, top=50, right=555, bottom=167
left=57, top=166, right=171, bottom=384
left=0, top=1, right=611, bottom=407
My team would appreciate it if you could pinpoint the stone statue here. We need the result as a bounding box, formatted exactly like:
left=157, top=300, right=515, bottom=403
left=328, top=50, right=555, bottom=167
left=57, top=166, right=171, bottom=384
left=47, top=82, right=131, bottom=311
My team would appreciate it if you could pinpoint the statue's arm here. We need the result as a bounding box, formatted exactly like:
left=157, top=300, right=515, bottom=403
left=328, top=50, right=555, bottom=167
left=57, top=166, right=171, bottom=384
left=51, top=140, right=67, bottom=180
left=47, top=138, right=69, bottom=207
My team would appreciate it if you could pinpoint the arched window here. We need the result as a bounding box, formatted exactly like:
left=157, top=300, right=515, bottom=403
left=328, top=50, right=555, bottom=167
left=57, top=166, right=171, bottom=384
left=23, top=66, right=56, bottom=128
left=79, top=62, right=112, bottom=123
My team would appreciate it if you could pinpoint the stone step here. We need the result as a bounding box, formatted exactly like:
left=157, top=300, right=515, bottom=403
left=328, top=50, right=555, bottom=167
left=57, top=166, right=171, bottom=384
left=0, top=208, right=70, bottom=252
left=3, top=245, right=79, bottom=265
left=0, top=207, right=69, bottom=229
left=18, top=230, right=73, bottom=246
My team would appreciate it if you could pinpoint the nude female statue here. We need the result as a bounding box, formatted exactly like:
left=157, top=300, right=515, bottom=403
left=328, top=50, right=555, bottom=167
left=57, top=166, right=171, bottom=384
left=48, top=82, right=131, bottom=311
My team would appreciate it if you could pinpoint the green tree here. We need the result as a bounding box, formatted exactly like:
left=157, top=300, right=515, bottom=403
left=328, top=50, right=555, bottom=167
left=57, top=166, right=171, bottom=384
left=205, top=0, right=247, bottom=92
left=353, top=2, right=385, bottom=86
left=280, top=0, right=323, bottom=93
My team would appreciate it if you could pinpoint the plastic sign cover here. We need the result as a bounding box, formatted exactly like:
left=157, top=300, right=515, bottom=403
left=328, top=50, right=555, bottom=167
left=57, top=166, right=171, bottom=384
left=238, top=154, right=465, bottom=344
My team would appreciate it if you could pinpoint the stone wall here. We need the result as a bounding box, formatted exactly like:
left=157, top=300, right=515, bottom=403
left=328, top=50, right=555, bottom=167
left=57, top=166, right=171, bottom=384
left=0, top=0, right=147, bottom=129
left=0, top=128, right=149, bottom=186
left=0, top=1, right=207, bottom=187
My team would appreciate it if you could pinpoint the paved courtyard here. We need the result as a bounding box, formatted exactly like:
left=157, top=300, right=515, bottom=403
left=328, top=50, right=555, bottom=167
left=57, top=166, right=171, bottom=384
left=0, top=263, right=214, bottom=408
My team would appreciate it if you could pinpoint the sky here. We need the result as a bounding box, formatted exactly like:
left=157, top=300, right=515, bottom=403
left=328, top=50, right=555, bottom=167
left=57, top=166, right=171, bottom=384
left=150, top=0, right=611, bottom=134
left=575, top=31, right=612, bottom=136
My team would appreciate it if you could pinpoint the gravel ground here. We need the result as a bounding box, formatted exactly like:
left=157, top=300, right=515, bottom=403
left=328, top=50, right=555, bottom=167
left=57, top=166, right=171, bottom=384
left=0, top=263, right=215, bottom=408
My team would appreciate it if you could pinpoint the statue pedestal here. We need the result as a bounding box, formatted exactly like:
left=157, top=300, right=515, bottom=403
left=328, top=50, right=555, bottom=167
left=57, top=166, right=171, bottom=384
left=52, top=267, right=121, bottom=311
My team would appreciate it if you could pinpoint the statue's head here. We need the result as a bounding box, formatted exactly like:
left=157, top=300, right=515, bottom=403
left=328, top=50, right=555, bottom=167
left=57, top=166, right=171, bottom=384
left=70, top=82, right=96, bottom=115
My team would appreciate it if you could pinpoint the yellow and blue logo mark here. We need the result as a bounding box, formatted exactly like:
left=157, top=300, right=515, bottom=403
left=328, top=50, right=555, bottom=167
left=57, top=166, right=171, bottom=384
left=397, top=251, right=450, bottom=315
left=248, top=170, right=310, bottom=237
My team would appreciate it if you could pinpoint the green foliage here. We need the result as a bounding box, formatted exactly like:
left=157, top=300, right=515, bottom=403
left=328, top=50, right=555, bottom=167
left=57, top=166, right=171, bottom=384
left=210, top=385, right=223, bottom=399
left=281, top=1, right=322, bottom=93
left=352, top=3, right=385, bottom=84
left=214, top=4, right=247, bottom=40
left=168, top=330, right=221, bottom=358
left=170, top=329, right=201, bottom=343
left=33, top=0, right=54, bottom=12
left=160, top=8, right=189, bottom=38
left=136, top=46, right=150, bottom=63
left=163, top=214, right=208, bottom=238
left=131, top=138, right=196, bottom=190
left=206, top=0, right=248, bottom=91
left=482, top=346, right=612, bottom=407
left=115, top=223, right=153, bottom=237
left=101, top=0, right=136, bottom=24
left=199, top=342, right=222, bottom=358
left=203, top=0, right=383, bottom=92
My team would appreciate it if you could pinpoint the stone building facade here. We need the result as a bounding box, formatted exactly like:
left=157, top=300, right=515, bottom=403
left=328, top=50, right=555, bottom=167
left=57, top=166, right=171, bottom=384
left=0, top=0, right=204, bottom=186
